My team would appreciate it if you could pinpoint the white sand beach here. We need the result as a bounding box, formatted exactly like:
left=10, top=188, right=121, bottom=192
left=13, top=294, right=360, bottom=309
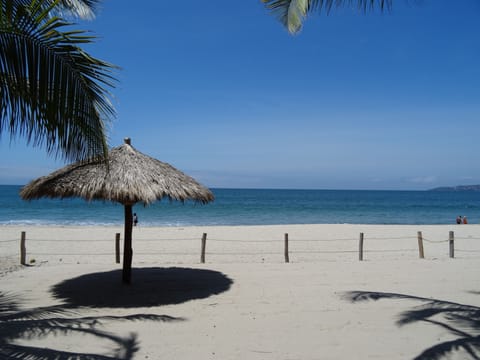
left=1, top=224, right=480, bottom=359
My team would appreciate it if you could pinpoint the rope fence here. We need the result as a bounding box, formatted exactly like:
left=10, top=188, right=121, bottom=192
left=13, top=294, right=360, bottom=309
left=0, top=239, right=17, bottom=243
left=2, top=230, right=480, bottom=266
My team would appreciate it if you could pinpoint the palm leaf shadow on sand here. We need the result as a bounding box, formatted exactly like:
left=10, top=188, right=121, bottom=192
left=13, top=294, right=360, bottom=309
left=51, top=267, right=234, bottom=308
left=0, top=292, right=181, bottom=360
left=343, top=291, right=480, bottom=360
left=1, top=267, right=232, bottom=359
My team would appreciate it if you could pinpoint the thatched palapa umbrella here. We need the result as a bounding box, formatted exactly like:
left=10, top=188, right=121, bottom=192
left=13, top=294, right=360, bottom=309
left=20, top=138, right=214, bottom=284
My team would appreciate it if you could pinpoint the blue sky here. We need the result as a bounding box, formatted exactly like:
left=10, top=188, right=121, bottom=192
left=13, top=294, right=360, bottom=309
left=2, top=0, right=480, bottom=190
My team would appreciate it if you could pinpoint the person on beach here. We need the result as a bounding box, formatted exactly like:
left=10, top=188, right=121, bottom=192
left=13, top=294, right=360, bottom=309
left=456, top=216, right=462, bottom=224
left=463, top=216, right=468, bottom=224
left=133, top=213, right=138, bottom=226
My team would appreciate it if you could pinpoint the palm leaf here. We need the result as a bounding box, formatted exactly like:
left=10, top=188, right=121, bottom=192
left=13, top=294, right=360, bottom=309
left=1, top=342, right=130, bottom=359
left=344, top=291, right=480, bottom=359
left=0, top=0, right=118, bottom=161
left=0, top=290, right=181, bottom=359
left=8, top=0, right=102, bottom=19
left=262, top=0, right=393, bottom=34
left=414, top=336, right=480, bottom=360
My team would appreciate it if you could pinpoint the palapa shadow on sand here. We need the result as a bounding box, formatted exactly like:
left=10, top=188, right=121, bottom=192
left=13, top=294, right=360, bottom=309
left=51, top=267, right=233, bottom=308
left=343, top=290, right=480, bottom=360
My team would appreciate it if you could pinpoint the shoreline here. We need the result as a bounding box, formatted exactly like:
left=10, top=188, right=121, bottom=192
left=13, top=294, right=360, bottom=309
left=1, top=222, right=473, bottom=228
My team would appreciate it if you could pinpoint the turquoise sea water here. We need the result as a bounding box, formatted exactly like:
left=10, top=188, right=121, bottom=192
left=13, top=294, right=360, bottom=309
left=1, top=185, right=479, bottom=226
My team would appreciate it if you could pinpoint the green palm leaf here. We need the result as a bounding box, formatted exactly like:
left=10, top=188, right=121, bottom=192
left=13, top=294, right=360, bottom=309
left=0, top=0, right=118, bottom=161
left=262, top=0, right=393, bottom=34
left=9, top=0, right=101, bottom=21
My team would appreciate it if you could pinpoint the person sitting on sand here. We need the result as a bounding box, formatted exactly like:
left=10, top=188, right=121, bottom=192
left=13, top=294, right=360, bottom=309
left=463, top=216, right=468, bottom=224
left=456, top=216, right=462, bottom=224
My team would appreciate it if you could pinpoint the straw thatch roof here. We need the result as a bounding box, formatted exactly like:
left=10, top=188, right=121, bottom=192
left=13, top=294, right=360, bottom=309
left=20, top=138, right=214, bottom=205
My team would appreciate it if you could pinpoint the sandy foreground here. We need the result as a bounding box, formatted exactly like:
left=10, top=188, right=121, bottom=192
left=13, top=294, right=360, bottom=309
left=1, top=224, right=480, bottom=359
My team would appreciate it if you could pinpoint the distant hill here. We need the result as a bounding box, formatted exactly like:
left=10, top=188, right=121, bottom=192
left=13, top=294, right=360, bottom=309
left=429, top=185, right=480, bottom=192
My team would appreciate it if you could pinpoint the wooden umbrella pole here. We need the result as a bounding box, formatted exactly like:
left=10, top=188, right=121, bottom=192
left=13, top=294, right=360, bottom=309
left=122, top=203, right=133, bottom=284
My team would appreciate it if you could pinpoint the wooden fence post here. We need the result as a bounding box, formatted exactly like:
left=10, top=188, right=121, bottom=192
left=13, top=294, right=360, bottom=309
left=417, top=231, right=424, bottom=259
left=284, top=233, right=289, bottom=263
left=359, top=232, right=364, bottom=261
left=20, top=231, right=26, bottom=265
left=201, top=233, right=207, bottom=263
left=115, top=233, right=121, bottom=264
left=449, top=231, right=454, bottom=258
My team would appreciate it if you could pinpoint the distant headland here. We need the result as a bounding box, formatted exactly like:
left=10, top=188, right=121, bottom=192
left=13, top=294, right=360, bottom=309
left=429, top=185, right=480, bottom=192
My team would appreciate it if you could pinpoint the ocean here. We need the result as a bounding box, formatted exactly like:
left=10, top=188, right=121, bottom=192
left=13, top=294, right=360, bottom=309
left=1, top=185, right=479, bottom=226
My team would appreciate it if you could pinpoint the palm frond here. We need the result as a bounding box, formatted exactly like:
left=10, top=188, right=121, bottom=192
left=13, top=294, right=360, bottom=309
left=54, top=0, right=101, bottom=19
left=414, top=336, right=480, bottom=360
left=343, top=290, right=418, bottom=303
left=0, top=291, right=176, bottom=359
left=1, top=305, right=77, bottom=322
left=7, top=0, right=102, bottom=19
left=0, top=0, right=118, bottom=161
left=344, top=291, right=480, bottom=359
left=0, top=292, right=20, bottom=314
left=1, top=342, right=124, bottom=359
left=262, top=0, right=393, bottom=34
